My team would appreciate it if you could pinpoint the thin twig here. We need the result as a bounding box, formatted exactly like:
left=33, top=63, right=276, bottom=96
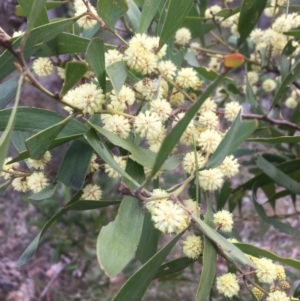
left=242, top=112, right=300, bottom=132
left=36, top=257, right=70, bottom=301
left=217, top=108, right=300, bottom=132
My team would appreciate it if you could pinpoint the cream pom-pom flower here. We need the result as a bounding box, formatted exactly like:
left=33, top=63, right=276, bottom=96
left=213, top=209, right=234, bottom=232
left=12, top=177, right=29, bottom=192
left=198, top=111, right=219, bottom=130
left=88, top=153, right=100, bottom=174
left=145, top=188, right=169, bottom=212
left=74, top=83, right=105, bottom=115
left=1, top=157, right=20, bottom=180
left=224, top=101, right=242, bottom=122
left=182, top=235, right=202, bottom=259
left=219, top=155, right=239, bottom=178
left=199, top=98, right=217, bottom=114
left=199, top=168, right=224, bottom=191
left=285, top=97, right=297, bottom=109
left=103, top=114, right=131, bottom=139
left=255, top=258, right=277, bottom=283
left=216, top=273, right=240, bottom=298
left=176, top=68, right=202, bottom=90
left=134, top=78, right=162, bottom=101
left=247, top=71, right=259, bottom=85
left=105, top=156, right=126, bottom=178
left=81, top=184, right=102, bottom=200
left=149, top=98, right=172, bottom=121
left=27, top=172, right=49, bottom=193
left=182, top=151, right=206, bottom=174
left=262, top=79, right=277, bottom=92
left=134, top=111, right=162, bottom=138
left=147, top=127, right=166, bottom=146
left=110, top=85, right=135, bottom=110
left=105, top=49, right=124, bottom=66
left=175, top=27, right=192, bottom=45
left=74, top=0, right=98, bottom=29
left=157, top=60, right=177, bottom=80
left=57, top=67, right=66, bottom=80
left=150, top=199, right=189, bottom=234
left=28, top=151, right=51, bottom=170
left=198, top=129, right=222, bottom=154
left=250, top=28, right=264, bottom=45
left=170, top=88, right=185, bottom=106
left=266, top=291, right=290, bottom=301
left=124, top=34, right=158, bottom=74
left=32, top=58, right=54, bottom=77
left=183, top=199, right=200, bottom=216
left=205, top=5, right=222, bottom=19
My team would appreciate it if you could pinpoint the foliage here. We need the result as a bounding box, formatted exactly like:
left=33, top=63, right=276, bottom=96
left=1, top=0, right=300, bottom=300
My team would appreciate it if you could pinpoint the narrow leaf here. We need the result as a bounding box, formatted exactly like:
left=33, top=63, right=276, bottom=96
left=238, top=0, right=267, bottom=46
left=106, top=61, right=128, bottom=93
left=272, top=61, right=300, bottom=107
left=84, top=129, right=140, bottom=188
left=0, top=76, right=23, bottom=177
left=0, top=76, right=20, bottom=109
left=97, top=0, right=129, bottom=31
left=139, top=0, right=161, bottom=33
left=237, top=159, right=300, bottom=191
left=252, top=183, right=300, bottom=238
left=256, top=156, right=300, bottom=195
left=127, top=0, right=141, bottom=32
left=245, top=74, right=257, bottom=106
left=16, top=1, right=68, bottom=16
left=29, top=183, right=58, bottom=200
left=50, top=33, right=90, bottom=55
left=111, top=233, right=182, bottom=301
left=26, top=114, right=73, bottom=159
left=136, top=211, right=160, bottom=263
left=205, top=112, right=257, bottom=169
left=159, top=0, right=193, bottom=49
left=60, top=62, right=88, bottom=96
left=235, top=243, right=300, bottom=271
left=0, top=108, right=86, bottom=135
left=192, top=214, right=255, bottom=268
left=11, top=131, right=29, bottom=153
left=196, top=201, right=217, bottom=301
left=88, top=122, right=182, bottom=171
left=97, top=159, right=144, bottom=277
left=56, top=140, right=94, bottom=190
left=0, top=180, right=12, bottom=195
left=86, top=38, right=106, bottom=92
left=154, top=257, right=193, bottom=279
left=17, top=0, right=48, bottom=29
left=9, top=133, right=83, bottom=164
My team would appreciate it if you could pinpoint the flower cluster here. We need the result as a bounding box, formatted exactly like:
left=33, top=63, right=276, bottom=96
left=182, top=235, right=202, bottom=259
left=63, top=83, right=105, bottom=115
left=216, top=273, right=240, bottom=298
left=73, top=0, right=98, bottom=29
left=1, top=153, right=51, bottom=194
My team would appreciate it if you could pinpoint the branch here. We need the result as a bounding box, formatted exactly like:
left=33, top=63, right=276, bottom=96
left=242, top=112, right=300, bottom=132
left=217, top=109, right=300, bottom=132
